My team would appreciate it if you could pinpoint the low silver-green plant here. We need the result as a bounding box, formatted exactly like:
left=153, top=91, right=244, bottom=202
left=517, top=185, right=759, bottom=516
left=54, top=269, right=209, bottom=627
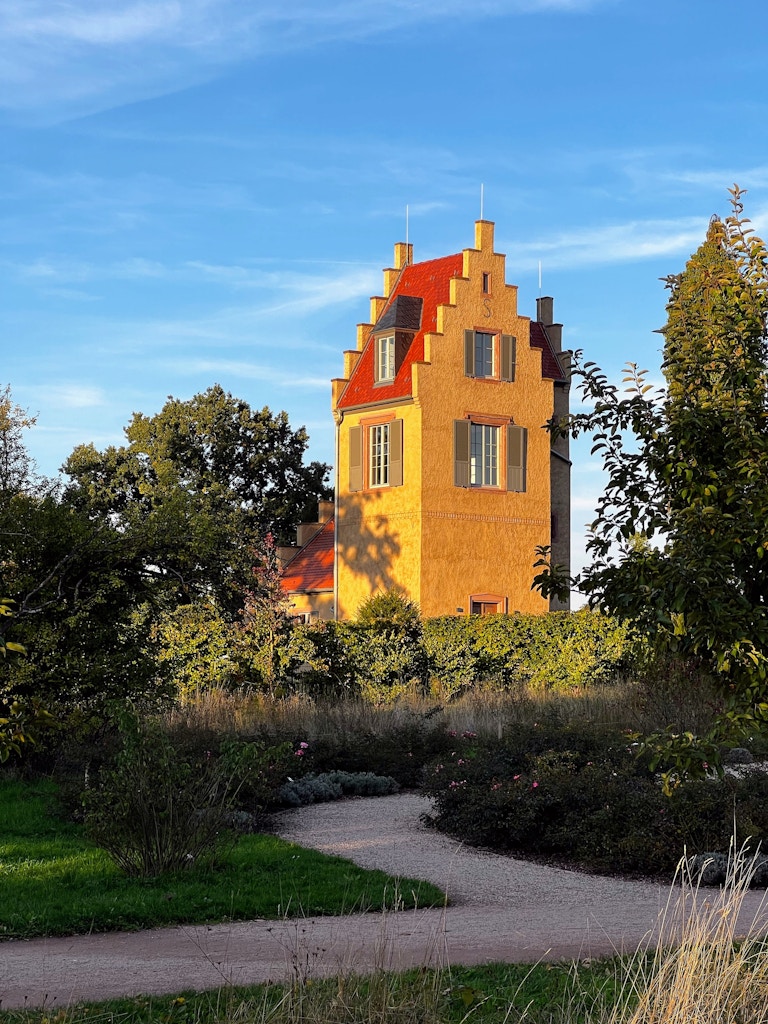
left=278, top=770, right=399, bottom=807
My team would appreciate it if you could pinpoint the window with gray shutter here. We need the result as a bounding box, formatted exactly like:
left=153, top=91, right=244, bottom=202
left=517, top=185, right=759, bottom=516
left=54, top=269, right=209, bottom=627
left=501, top=335, right=517, bottom=382
left=454, top=419, right=471, bottom=487
left=349, top=425, right=363, bottom=491
left=507, top=424, right=527, bottom=492
left=389, top=418, right=403, bottom=487
left=464, top=330, right=475, bottom=377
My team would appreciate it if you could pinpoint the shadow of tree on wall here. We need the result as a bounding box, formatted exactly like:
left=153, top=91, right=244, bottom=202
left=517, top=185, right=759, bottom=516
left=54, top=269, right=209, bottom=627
left=336, top=488, right=403, bottom=616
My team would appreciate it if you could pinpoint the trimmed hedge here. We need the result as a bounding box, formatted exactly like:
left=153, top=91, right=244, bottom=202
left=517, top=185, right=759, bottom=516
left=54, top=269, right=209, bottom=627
left=297, top=609, right=641, bottom=700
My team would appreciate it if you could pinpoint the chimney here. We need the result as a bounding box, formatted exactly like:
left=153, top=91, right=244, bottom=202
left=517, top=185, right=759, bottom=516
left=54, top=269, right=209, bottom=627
left=536, top=295, right=563, bottom=352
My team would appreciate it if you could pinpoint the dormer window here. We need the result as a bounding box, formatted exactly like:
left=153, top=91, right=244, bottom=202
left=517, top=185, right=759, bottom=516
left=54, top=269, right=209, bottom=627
left=376, top=334, right=395, bottom=383
left=371, top=294, right=423, bottom=386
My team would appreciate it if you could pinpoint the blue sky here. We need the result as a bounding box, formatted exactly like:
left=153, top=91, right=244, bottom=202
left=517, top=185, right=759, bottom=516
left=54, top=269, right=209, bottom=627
left=3, top=0, right=768, bottom=583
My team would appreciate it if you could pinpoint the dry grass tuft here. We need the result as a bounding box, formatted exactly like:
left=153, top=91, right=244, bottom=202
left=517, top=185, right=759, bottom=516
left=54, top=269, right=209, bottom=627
left=604, top=844, right=768, bottom=1024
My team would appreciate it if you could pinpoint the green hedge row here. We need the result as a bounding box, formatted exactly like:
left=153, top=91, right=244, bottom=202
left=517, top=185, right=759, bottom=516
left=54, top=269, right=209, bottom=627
left=297, top=610, right=641, bottom=699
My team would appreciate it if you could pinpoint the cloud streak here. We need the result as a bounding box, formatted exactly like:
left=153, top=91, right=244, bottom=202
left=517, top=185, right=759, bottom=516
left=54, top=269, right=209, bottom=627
left=0, top=0, right=605, bottom=116
left=502, top=216, right=715, bottom=272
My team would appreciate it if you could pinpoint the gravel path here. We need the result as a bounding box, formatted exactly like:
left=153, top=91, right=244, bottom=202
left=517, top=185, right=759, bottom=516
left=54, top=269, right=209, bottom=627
left=3, top=793, right=768, bottom=1010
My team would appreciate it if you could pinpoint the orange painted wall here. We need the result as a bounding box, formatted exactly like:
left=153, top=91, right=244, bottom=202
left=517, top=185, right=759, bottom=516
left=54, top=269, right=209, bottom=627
left=334, top=220, right=554, bottom=621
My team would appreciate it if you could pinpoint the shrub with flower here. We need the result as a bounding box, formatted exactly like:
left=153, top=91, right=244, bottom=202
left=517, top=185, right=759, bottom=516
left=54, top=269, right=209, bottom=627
left=422, top=722, right=768, bottom=879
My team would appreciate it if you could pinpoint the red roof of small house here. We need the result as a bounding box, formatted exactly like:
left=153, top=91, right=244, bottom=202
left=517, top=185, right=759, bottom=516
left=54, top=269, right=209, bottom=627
left=338, top=254, right=567, bottom=408
left=281, top=516, right=334, bottom=593
left=338, top=253, right=464, bottom=409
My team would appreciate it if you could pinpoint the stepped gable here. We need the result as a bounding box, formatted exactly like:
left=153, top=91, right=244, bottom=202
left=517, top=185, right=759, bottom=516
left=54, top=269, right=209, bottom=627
left=337, top=253, right=464, bottom=409
left=280, top=516, right=334, bottom=593
left=530, top=320, right=568, bottom=381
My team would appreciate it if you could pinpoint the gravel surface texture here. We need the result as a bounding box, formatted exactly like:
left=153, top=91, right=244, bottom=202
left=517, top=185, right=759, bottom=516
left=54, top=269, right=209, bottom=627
left=3, top=792, right=768, bottom=1010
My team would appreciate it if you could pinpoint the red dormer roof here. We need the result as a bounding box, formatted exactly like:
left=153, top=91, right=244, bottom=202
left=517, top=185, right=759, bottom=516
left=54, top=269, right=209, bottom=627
left=530, top=321, right=568, bottom=382
left=337, top=253, right=464, bottom=409
left=281, top=516, right=334, bottom=593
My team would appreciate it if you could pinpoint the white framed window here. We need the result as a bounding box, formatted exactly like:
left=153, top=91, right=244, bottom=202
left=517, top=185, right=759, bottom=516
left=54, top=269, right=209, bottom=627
left=474, top=332, right=494, bottom=378
left=369, top=423, right=390, bottom=487
left=470, top=423, right=498, bottom=487
left=349, top=420, right=403, bottom=491
left=376, top=334, right=395, bottom=382
left=454, top=420, right=527, bottom=491
left=464, top=330, right=516, bottom=381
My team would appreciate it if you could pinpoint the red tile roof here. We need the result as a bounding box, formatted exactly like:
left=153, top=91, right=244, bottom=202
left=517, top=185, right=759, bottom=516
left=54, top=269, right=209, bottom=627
left=530, top=321, right=568, bottom=382
left=281, top=516, right=334, bottom=593
left=338, top=254, right=567, bottom=408
left=338, top=253, right=464, bottom=409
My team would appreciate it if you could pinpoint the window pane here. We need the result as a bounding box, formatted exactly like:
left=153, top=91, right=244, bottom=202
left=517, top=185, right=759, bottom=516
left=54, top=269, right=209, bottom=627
left=377, top=336, right=395, bottom=381
left=474, top=332, right=494, bottom=378
left=470, top=423, right=498, bottom=486
left=369, top=423, right=390, bottom=486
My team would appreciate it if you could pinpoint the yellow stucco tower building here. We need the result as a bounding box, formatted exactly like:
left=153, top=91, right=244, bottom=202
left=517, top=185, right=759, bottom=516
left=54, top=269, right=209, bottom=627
left=324, top=218, right=570, bottom=620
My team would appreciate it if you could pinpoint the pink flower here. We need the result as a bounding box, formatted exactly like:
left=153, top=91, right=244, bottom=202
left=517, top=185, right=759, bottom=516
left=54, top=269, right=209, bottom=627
left=299, top=742, right=309, bottom=749
left=532, top=781, right=539, bottom=789
left=462, top=731, right=477, bottom=739
left=513, top=774, right=521, bottom=782
left=294, top=750, right=304, bottom=757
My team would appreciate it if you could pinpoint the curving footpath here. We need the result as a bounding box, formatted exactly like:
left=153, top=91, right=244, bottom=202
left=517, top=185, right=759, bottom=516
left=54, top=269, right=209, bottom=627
left=3, top=793, right=768, bottom=1009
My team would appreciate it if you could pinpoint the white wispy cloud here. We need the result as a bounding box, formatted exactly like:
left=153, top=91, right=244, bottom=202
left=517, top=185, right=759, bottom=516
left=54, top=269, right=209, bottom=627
left=36, top=384, right=108, bottom=408
left=0, top=0, right=605, bottom=117
left=181, top=359, right=329, bottom=390
left=503, top=216, right=712, bottom=272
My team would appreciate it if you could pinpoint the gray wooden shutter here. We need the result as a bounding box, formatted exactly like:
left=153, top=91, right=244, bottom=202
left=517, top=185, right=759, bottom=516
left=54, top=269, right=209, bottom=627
left=349, top=425, right=363, bottom=491
left=389, top=419, right=403, bottom=487
left=501, top=335, right=517, bottom=382
left=507, top=424, right=527, bottom=492
left=454, top=419, right=470, bottom=487
left=464, top=330, right=475, bottom=376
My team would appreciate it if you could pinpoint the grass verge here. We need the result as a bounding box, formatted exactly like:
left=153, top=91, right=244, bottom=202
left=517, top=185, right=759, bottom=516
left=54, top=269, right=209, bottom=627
left=0, top=779, right=444, bottom=939
left=0, top=959, right=627, bottom=1024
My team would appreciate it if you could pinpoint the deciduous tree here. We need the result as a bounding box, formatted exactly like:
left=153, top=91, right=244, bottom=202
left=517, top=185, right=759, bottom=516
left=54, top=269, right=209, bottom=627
left=536, top=188, right=768, bottom=779
left=64, top=385, right=331, bottom=613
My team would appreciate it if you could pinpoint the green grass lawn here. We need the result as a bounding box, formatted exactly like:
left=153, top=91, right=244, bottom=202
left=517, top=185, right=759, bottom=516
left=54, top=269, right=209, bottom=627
left=0, top=779, right=445, bottom=939
left=0, top=959, right=630, bottom=1024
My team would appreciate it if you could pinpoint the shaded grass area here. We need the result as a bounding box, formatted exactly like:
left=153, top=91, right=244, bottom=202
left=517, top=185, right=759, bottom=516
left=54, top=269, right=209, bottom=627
left=0, top=959, right=629, bottom=1024
left=0, top=780, right=444, bottom=939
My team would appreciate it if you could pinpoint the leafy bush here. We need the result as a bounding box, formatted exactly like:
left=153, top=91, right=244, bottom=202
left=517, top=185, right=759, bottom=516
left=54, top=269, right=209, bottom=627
left=278, top=770, right=399, bottom=807
left=423, top=610, right=641, bottom=696
left=82, top=714, right=299, bottom=876
left=422, top=729, right=768, bottom=878
left=305, top=709, right=453, bottom=787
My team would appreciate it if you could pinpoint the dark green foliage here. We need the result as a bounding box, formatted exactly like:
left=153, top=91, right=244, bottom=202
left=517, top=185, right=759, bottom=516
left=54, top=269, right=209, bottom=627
left=1, top=487, right=166, bottom=715
left=64, top=385, right=331, bottom=614
left=82, top=712, right=304, bottom=876
left=422, top=728, right=768, bottom=878
left=278, top=770, right=400, bottom=807
left=304, top=712, right=454, bottom=787
left=536, top=190, right=768, bottom=776
left=355, top=587, right=421, bottom=628
left=83, top=714, right=241, bottom=876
